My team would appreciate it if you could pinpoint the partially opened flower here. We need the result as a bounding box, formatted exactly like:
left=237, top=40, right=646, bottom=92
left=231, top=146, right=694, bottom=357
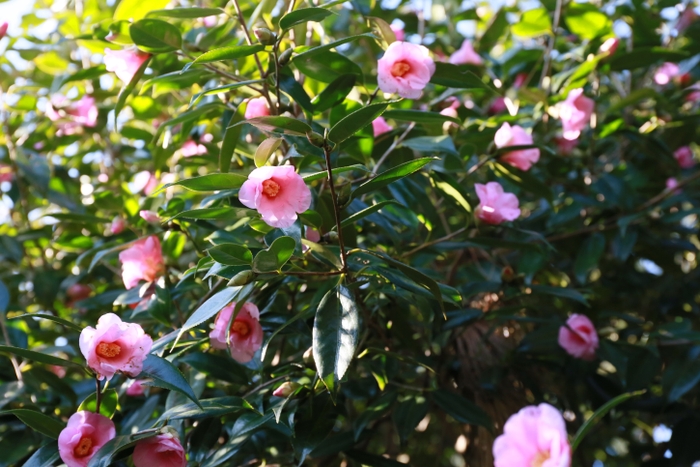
left=133, top=433, right=186, bottom=467
left=104, top=48, right=150, bottom=83
left=79, top=313, right=153, bottom=380
left=377, top=41, right=436, bottom=99
left=118, top=236, right=164, bottom=290
left=599, top=37, right=619, bottom=55
left=210, top=302, right=264, bottom=363
left=554, top=136, right=579, bottom=155
left=493, top=403, right=571, bottom=467
left=245, top=97, right=271, bottom=119
left=0, top=22, right=8, bottom=40
left=110, top=216, right=126, bottom=234
left=495, top=123, right=540, bottom=171
left=58, top=411, right=116, bottom=467
left=449, top=39, right=483, bottom=66
left=139, top=210, right=160, bottom=224
left=475, top=182, right=521, bottom=225
left=674, top=146, right=695, bottom=168
left=239, top=165, right=312, bottom=228
left=372, top=116, right=393, bottom=137
left=654, top=62, right=680, bottom=85
left=558, top=314, right=599, bottom=361
left=558, top=88, right=594, bottom=140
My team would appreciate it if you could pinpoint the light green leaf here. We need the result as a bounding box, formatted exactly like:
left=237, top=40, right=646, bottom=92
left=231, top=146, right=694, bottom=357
left=254, top=137, right=283, bottom=168
left=232, top=116, right=313, bottom=136
left=328, top=102, right=389, bottom=144
left=146, top=7, right=225, bottom=18
left=161, top=173, right=247, bottom=192
left=512, top=7, right=552, bottom=38
left=77, top=389, right=119, bottom=419
left=114, top=0, right=170, bottom=21
left=253, top=236, right=296, bottom=273
left=130, top=18, right=182, bottom=54
left=352, top=157, right=435, bottom=200
left=280, top=7, right=335, bottom=30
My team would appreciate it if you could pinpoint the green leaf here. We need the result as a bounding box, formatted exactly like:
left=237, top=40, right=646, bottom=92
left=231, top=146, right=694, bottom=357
left=313, top=285, right=360, bottom=392
left=253, top=236, right=296, bottom=273
left=146, top=7, right=224, bottom=18
left=191, top=45, right=265, bottom=66
left=10, top=313, right=82, bottom=332
left=114, top=54, right=152, bottom=120
left=1, top=409, right=65, bottom=439
left=393, top=396, right=429, bottom=443
left=87, top=432, right=159, bottom=467
left=492, top=162, right=553, bottom=204
left=512, top=7, right=552, bottom=38
left=21, top=443, right=59, bottom=467
left=190, top=80, right=265, bottom=108
left=430, top=63, right=499, bottom=93
left=293, top=50, right=363, bottom=83
left=367, top=16, right=396, bottom=45
left=312, top=74, right=356, bottom=113
left=574, top=233, right=605, bottom=283
left=154, top=103, right=224, bottom=141
left=130, top=19, right=182, bottom=54
left=292, top=33, right=375, bottom=62
left=571, top=389, right=646, bottom=451
left=302, top=164, right=368, bottom=182
left=328, top=102, right=388, bottom=144
left=180, top=287, right=242, bottom=335
left=609, top=47, right=689, bottom=71
left=0, top=345, right=84, bottom=369
left=280, top=7, right=334, bottom=30
left=383, top=109, right=460, bottom=125
left=340, top=200, right=402, bottom=228
left=78, top=389, right=119, bottom=419
left=346, top=450, right=406, bottom=467
left=352, top=157, right=435, bottom=200
left=0, top=279, right=8, bottom=313
left=221, top=105, right=245, bottom=172
left=114, top=0, right=170, bottom=20
left=431, top=389, right=492, bottom=429
left=254, top=137, right=283, bottom=168
left=161, top=173, right=247, bottom=192
left=353, top=391, right=397, bottom=440
left=479, top=8, right=508, bottom=52
left=158, top=396, right=249, bottom=421
left=170, top=207, right=251, bottom=221
left=402, top=135, right=457, bottom=155
left=140, top=354, right=202, bottom=408
left=564, top=3, right=611, bottom=40
left=208, top=244, right=253, bottom=266
left=180, top=352, right=250, bottom=385
left=233, top=116, right=313, bottom=136
left=529, top=285, right=589, bottom=306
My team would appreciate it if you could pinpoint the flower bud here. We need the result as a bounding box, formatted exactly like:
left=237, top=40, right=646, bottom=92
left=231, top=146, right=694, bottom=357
left=253, top=28, right=277, bottom=46
left=228, top=270, right=256, bottom=286
left=0, top=22, right=9, bottom=40
left=272, top=381, right=301, bottom=398
left=325, top=231, right=339, bottom=244
left=306, top=131, right=325, bottom=148
left=278, top=47, right=294, bottom=67
left=303, top=347, right=315, bottom=367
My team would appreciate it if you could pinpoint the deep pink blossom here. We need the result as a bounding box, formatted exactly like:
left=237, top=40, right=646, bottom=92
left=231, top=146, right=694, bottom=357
left=133, top=434, right=186, bottom=467
left=599, top=37, right=619, bottom=56
left=79, top=313, right=153, bottom=380
left=493, top=403, right=571, bottom=467
left=139, top=210, right=160, bottom=224
left=111, top=216, right=126, bottom=234
left=654, top=62, right=680, bottom=85
left=306, top=226, right=321, bottom=243
left=495, top=123, right=540, bottom=171
left=126, top=379, right=147, bottom=397
left=558, top=88, right=594, bottom=140
left=46, top=95, right=98, bottom=133
left=488, top=97, right=508, bottom=115
left=273, top=381, right=300, bottom=397
left=475, top=182, right=521, bottom=225
left=58, top=411, right=116, bottom=467
left=118, top=236, right=164, bottom=289
left=377, top=41, right=435, bottom=99
left=674, top=146, right=695, bottom=168
left=245, top=97, right=271, bottom=119
left=558, top=314, right=599, bottom=361
left=104, top=48, right=150, bottom=83
left=0, top=164, right=12, bottom=183
left=239, top=165, right=312, bottom=228
left=0, top=22, right=8, bottom=40
left=449, top=39, right=483, bottom=66
left=372, top=116, right=393, bottom=137
left=513, top=73, right=528, bottom=88
left=210, top=302, right=264, bottom=363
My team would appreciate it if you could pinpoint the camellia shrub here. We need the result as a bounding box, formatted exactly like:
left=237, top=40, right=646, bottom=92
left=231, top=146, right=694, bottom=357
left=1, top=0, right=700, bottom=465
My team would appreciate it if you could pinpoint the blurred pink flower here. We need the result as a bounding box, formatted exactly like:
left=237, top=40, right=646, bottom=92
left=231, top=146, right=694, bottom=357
left=306, top=226, right=321, bottom=243
left=440, top=106, right=459, bottom=131
left=674, top=146, right=695, bottom=168
left=79, top=313, right=153, bottom=380
left=67, top=284, right=91, bottom=302
left=118, top=236, right=164, bottom=289
left=46, top=95, right=98, bottom=133
left=475, top=182, right=521, bottom=225
left=104, top=48, right=150, bottom=83
left=666, top=177, right=681, bottom=194
left=449, top=39, right=483, bottom=66
left=131, top=171, right=159, bottom=195
left=676, top=6, right=697, bottom=33
left=181, top=139, right=208, bottom=157
left=495, top=123, right=540, bottom=171
left=49, top=365, right=67, bottom=378
left=0, top=22, right=8, bottom=40
left=126, top=379, right=147, bottom=397
left=487, top=97, right=508, bottom=115
left=493, top=403, right=571, bottom=467
left=58, top=411, right=116, bottom=467
left=133, top=433, right=186, bottom=467
left=210, top=302, right=264, bottom=363
left=390, top=24, right=405, bottom=41
left=554, top=136, right=578, bottom=155
left=558, top=88, right=594, bottom=140
left=372, top=116, right=393, bottom=137
left=245, top=97, right=271, bottom=119
left=686, top=89, right=700, bottom=103
left=558, top=314, right=599, bottom=360
left=139, top=210, right=160, bottom=224
left=513, top=73, right=528, bottom=88
left=0, top=164, right=12, bottom=183
left=203, top=15, right=219, bottom=28
left=239, top=165, right=312, bottom=228
left=111, top=216, right=126, bottom=234
left=377, top=41, right=435, bottom=99
left=599, top=37, right=619, bottom=55
left=70, top=96, right=99, bottom=127
left=654, top=62, right=680, bottom=85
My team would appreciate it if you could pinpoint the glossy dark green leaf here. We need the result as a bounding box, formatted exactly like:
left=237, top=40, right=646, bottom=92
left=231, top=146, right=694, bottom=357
left=158, top=396, right=248, bottom=421
left=0, top=345, right=84, bottom=369
left=180, top=286, right=242, bottom=335
left=140, top=354, right=201, bottom=408
left=21, top=443, right=59, bottom=467
left=170, top=207, right=251, bottom=221
left=431, top=389, right=492, bottom=429
left=353, top=391, right=396, bottom=440
left=1, top=409, right=65, bottom=439
left=130, top=18, right=182, bottom=53
left=87, top=432, right=159, bottom=467
left=253, top=236, right=296, bottom=273
left=208, top=244, right=253, bottom=266
left=232, top=116, right=313, bottom=136
left=293, top=50, right=363, bottom=83
left=346, top=450, right=405, bottom=467
left=328, top=102, right=388, bottom=144
left=340, top=200, right=402, bottom=228
left=279, top=7, right=334, bottom=30
left=352, top=157, right=435, bottom=199
left=383, top=109, right=460, bottom=125
left=574, top=233, right=606, bottom=283
left=312, top=74, right=356, bottom=113
left=609, top=47, right=689, bottom=71
left=479, top=8, right=508, bottom=52
left=529, top=285, right=589, bottom=306
left=393, top=396, right=429, bottom=443
left=161, top=173, right=247, bottom=192
left=11, top=313, right=82, bottom=332
left=430, top=62, right=498, bottom=93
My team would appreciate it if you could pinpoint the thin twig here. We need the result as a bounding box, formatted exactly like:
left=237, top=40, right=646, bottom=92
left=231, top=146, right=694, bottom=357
left=323, top=145, right=349, bottom=273
left=371, top=123, right=415, bottom=176
left=539, top=0, right=565, bottom=93
left=402, top=226, right=469, bottom=258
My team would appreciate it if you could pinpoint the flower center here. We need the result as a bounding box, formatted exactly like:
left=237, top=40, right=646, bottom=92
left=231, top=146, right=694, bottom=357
left=73, top=437, right=93, bottom=458
left=391, top=61, right=411, bottom=78
left=231, top=320, right=251, bottom=337
left=532, top=451, right=550, bottom=467
left=262, top=179, right=280, bottom=198
left=96, top=342, right=121, bottom=359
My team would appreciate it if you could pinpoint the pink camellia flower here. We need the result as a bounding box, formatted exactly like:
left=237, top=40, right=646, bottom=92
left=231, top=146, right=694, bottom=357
left=245, top=97, right=271, bottom=119
left=513, top=73, right=528, bottom=88
left=372, top=116, right=393, bottom=137
left=495, top=123, right=540, bottom=171
left=210, top=302, right=264, bottom=363
left=558, top=88, right=594, bottom=141
left=390, top=23, right=405, bottom=41
left=203, top=15, right=219, bottom=28
left=493, top=403, right=571, bottom=467
left=0, top=164, right=12, bottom=183
left=676, top=6, right=698, bottom=33
left=104, top=48, right=150, bottom=83
left=111, top=216, right=126, bottom=234
left=49, top=365, right=67, bottom=378
left=674, top=146, right=695, bottom=168
left=475, top=182, right=520, bottom=225
left=599, top=37, right=619, bottom=56
left=554, top=136, right=579, bottom=155
left=46, top=95, right=98, bottom=133
left=272, top=381, right=300, bottom=398
left=239, top=165, right=312, bottom=228
left=306, top=226, right=321, bottom=243
left=558, top=314, right=599, bottom=361
left=488, top=97, right=508, bottom=115
left=654, top=62, right=680, bottom=85
left=449, top=39, right=483, bottom=66
left=131, top=171, right=159, bottom=196
left=126, top=379, right=147, bottom=397
left=377, top=41, right=436, bottom=99
left=79, top=313, right=153, bottom=380
left=666, top=177, right=681, bottom=194
left=0, top=22, right=8, bottom=39
left=70, top=96, right=99, bottom=127
left=440, top=106, right=460, bottom=132
left=181, top=139, right=207, bottom=157
left=118, top=236, right=164, bottom=290
left=58, top=411, right=116, bottom=467
left=139, top=210, right=160, bottom=224
left=133, top=433, right=186, bottom=467
left=686, top=89, right=700, bottom=103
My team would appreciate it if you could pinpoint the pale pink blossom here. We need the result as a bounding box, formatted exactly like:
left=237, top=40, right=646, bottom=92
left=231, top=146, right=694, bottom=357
left=599, top=37, right=619, bottom=55
left=245, top=97, right=271, bottom=119
left=654, top=62, right=680, bottom=85
left=674, top=146, right=695, bottom=168
left=666, top=177, right=681, bottom=194
left=58, top=411, right=116, bottom=467
left=305, top=226, right=321, bottom=243
left=475, top=182, right=521, bottom=225
left=139, top=210, right=160, bottom=224
left=372, top=116, right=393, bottom=137
left=181, top=139, right=208, bottom=157
left=493, top=403, right=571, bottom=467
left=111, top=216, right=126, bottom=234
left=554, top=136, right=579, bottom=155
left=210, top=302, right=264, bottom=363
left=449, top=39, right=483, bottom=66
left=558, top=88, right=594, bottom=140
left=513, top=73, right=528, bottom=88
left=239, top=165, right=312, bottom=228
left=440, top=106, right=459, bottom=131
left=126, top=379, right=147, bottom=396
left=203, top=15, right=219, bottom=28
left=377, top=41, right=436, bottom=99
left=49, top=365, right=67, bottom=378
left=558, top=314, right=599, bottom=361
left=390, top=24, right=405, bottom=41
left=118, top=236, right=164, bottom=290
left=133, top=433, right=186, bottom=467
left=104, top=48, right=150, bottom=83
left=495, top=123, right=540, bottom=171
left=70, top=96, right=99, bottom=127
left=79, top=313, right=152, bottom=380
left=46, top=95, right=98, bottom=134
left=0, top=22, right=8, bottom=39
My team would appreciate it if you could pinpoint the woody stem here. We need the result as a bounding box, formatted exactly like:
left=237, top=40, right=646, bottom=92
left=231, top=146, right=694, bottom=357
left=95, top=376, right=102, bottom=413
left=322, top=145, right=349, bottom=275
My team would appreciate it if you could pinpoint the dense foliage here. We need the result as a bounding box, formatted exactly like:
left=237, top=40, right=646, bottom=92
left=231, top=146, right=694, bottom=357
left=1, top=0, right=700, bottom=466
